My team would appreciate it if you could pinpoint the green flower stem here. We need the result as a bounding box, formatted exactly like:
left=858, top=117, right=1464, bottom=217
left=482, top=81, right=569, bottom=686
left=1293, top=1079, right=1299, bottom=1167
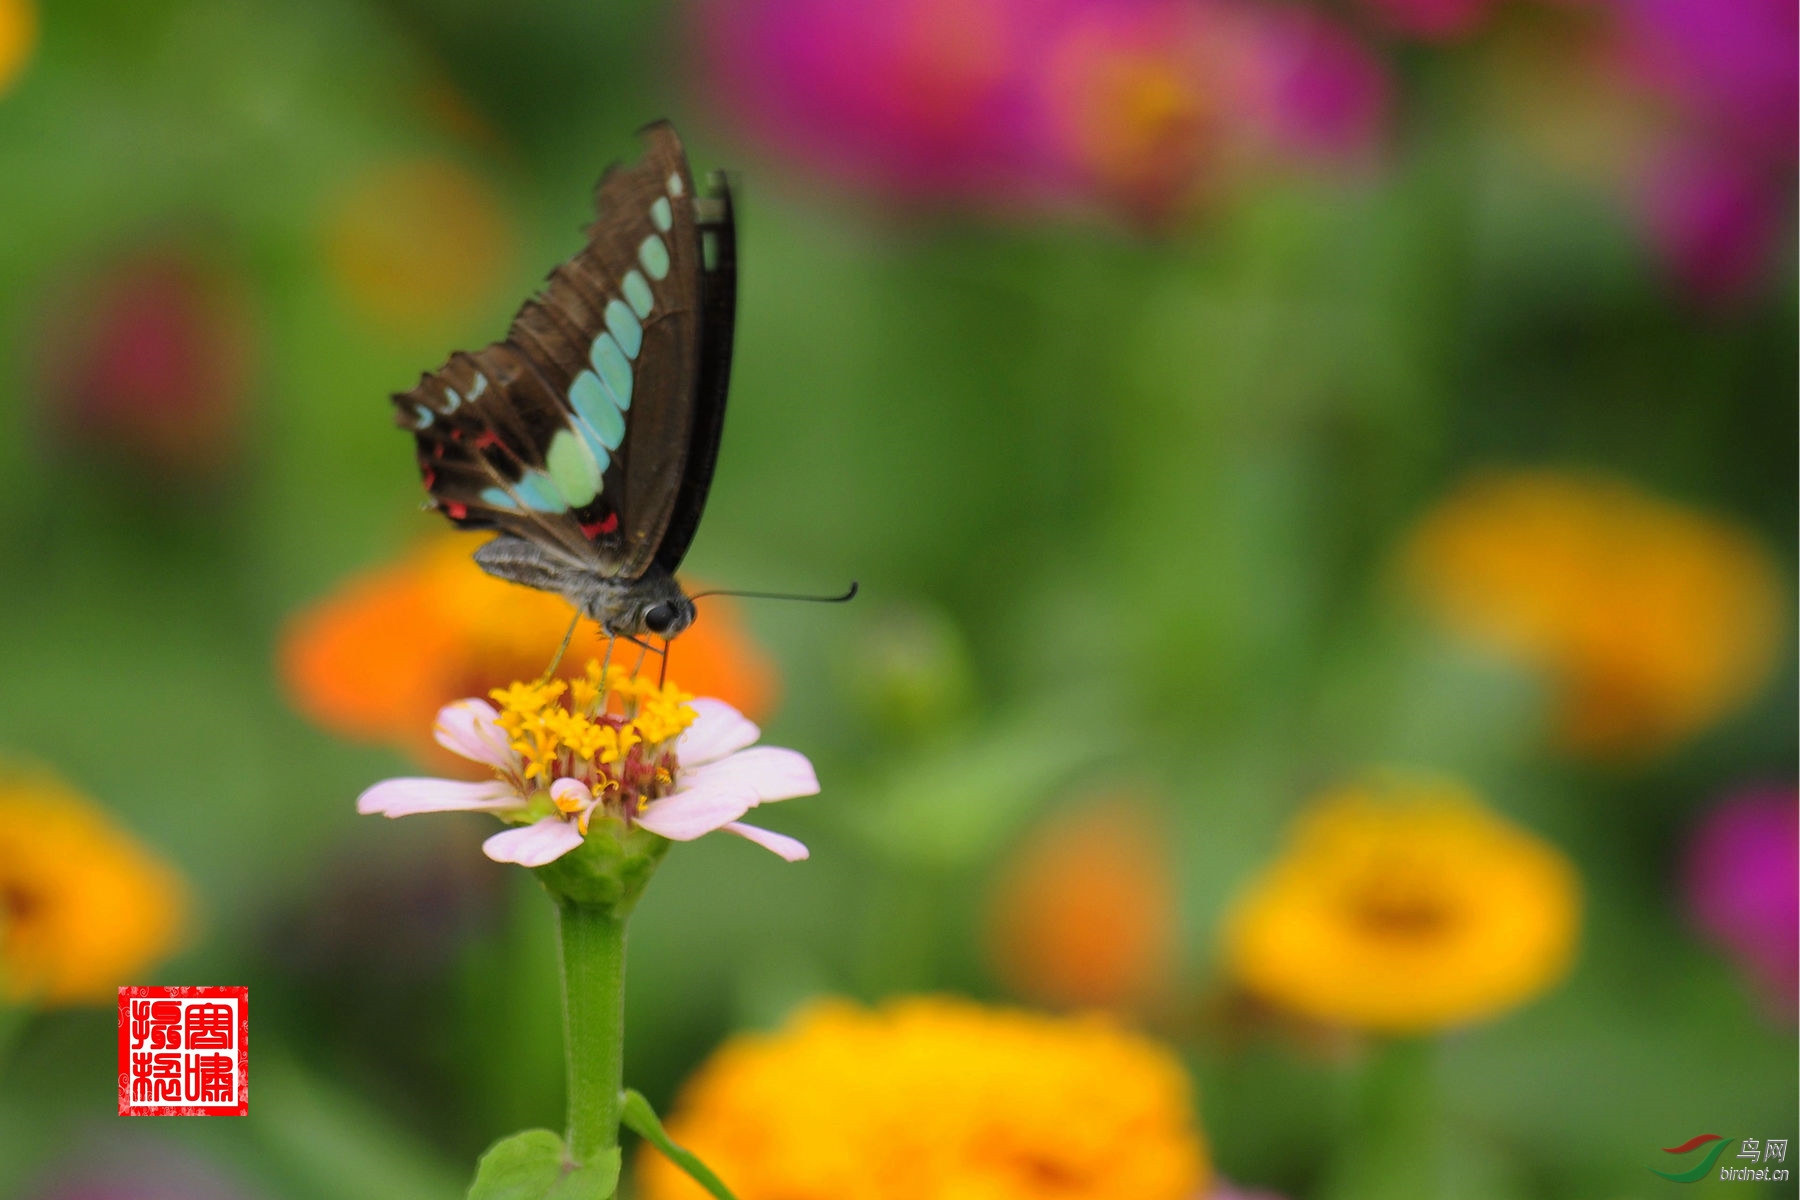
left=1323, top=1036, right=1442, bottom=1200
left=557, top=899, right=628, bottom=1168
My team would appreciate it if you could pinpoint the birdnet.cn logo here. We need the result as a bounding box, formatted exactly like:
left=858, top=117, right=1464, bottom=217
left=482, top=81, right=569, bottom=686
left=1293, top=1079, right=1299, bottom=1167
left=1651, top=1134, right=1789, bottom=1183
left=117, top=986, right=248, bottom=1116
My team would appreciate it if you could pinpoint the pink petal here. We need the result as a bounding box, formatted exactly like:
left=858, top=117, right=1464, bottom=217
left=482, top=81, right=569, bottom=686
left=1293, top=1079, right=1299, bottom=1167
left=723, top=821, right=810, bottom=861
left=433, top=699, right=513, bottom=767
left=482, top=817, right=585, bottom=866
left=677, top=698, right=759, bottom=766
left=550, top=777, right=591, bottom=808
left=357, top=777, right=522, bottom=818
left=635, top=780, right=758, bottom=841
left=681, top=747, right=819, bottom=804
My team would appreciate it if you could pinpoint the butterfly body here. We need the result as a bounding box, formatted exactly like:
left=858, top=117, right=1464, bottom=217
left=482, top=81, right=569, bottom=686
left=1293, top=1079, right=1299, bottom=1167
left=394, top=122, right=736, bottom=640
left=473, top=534, right=695, bottom=637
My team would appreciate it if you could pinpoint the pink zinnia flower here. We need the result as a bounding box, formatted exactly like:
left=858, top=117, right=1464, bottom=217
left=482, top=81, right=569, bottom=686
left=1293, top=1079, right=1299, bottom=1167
left=1637, top=142, right=1783, bottom=301
left=1684, top=785, right=1798, bottom=1013
left=696, top=0, right=1067, bottom=205
left=358, top=667, right=817, bottom=867
left=695, top=0, right=1389, bottom=223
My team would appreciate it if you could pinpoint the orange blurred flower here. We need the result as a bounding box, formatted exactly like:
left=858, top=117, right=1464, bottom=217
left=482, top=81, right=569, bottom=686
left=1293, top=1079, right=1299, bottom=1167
left=320, top=157, right=513, bottom=328
left=0, top=0, right=35, bottom=98
left=985, top=792, right=1178, bottom=1011
left=280, top=534, right=777, bottom=768
left=1402, top=470, right=1783, bottom=758
left=0, top=764, right=187, bottom=1006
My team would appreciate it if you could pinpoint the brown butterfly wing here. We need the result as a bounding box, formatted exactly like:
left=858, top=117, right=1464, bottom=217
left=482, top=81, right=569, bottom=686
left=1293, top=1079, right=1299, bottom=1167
left=393, top=121, right=708, bottom=579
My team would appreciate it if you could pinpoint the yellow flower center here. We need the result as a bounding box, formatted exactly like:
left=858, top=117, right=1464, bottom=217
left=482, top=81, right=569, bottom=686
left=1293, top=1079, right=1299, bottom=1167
left=489, top=663, right=698, bottom=821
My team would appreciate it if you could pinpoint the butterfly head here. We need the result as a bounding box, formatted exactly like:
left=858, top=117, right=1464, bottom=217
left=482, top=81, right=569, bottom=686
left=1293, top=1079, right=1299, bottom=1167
left=573, top=564, right=696, bottom=640
left=640, top=595, right=696, bottom=639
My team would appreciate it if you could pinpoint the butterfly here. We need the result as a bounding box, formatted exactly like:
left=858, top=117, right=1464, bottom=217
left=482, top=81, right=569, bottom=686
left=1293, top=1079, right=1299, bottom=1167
left=393, top=121, right=734, bottom=643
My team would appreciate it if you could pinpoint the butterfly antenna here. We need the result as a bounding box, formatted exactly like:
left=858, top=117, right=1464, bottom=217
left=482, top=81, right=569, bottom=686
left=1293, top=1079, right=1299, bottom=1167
left=689, top=581, right=860, bottom=604
left=659, top=637, right=670, bottom=688
left=540, top=612, right=582, bottom=681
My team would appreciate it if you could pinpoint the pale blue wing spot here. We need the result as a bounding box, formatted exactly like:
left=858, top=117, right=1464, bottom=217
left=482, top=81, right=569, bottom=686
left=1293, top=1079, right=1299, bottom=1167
left=569, top=370, right=626, bottom=451
left=638, top=234, right=670, bottom=281
left=512, top=471, right=568, bottom=512
left=443, top=387, right=463, bottom=412
left=413, top=405, right=433, bottom=429
left=480, top=486, right=518, bottom=511
left=667, top=172, right=684, bottom=197
left=468, top=373, right=489, bottom=399
left=622, top=269, right=654, bottom=319
left=606, top=299, right=642, bottom=359
left=651, top=196, right=672, bottom=232
left=590, top=334, right=633, bottom=412
left=545, top=428, right=602, bottom=508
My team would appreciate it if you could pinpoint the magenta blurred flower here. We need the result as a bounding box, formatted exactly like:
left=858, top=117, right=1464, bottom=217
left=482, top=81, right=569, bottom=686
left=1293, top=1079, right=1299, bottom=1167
left=1040, top=0, right=1244, bottom=222
left=1358, top=0, right=1496, bottom=41
left=1611, top=0, right=1795, bottom=300
left=1616, top=0, right=1797, bottom=166
left=1684, top=785, right=1798, bottom=1013
left=697, top=0, right=1066, bottom=204
left=696, top=0, right=1389, bottom=223
left=1637, top=142, right=1783, bottom=301
left=1242, top=5, right=1391, bottom=165
left=38, top=246, right=254, bottom=474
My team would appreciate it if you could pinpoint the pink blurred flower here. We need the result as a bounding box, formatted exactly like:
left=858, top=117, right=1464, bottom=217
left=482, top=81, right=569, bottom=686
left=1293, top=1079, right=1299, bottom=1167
left=697, top=0, right=1067, bottom=204
left=1684, top=785, right=1798, bottom=1013
left=696, top=0, right=1389, bottom=223
left=1616, top=0, right=1797, bottom=166
left=1637, top=142, right=1783, bottom=301
left=37, top=246, right=254, bottom=473
left=1358, top=0, right=1496, bottom=41
left=1613, top=0, right=1795, bottom=300
left=1243, top=5, right=1391, bottom=165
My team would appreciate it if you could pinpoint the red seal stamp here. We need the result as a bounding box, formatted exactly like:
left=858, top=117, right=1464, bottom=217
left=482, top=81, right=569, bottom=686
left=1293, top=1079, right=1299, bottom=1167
left=117, top=986, right=248, bottom=1116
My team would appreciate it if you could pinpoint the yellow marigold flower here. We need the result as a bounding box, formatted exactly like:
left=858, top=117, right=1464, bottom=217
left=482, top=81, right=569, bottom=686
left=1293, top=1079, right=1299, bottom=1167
left=1222, top=778, right=1580, bottom=1033
left=984, top=793, right=1178, bottom=1011
left=636, top=996, right=1210, bottom=1200
left=0, top=766, right=186, bottom=1006
left=0, top=0, right=36, bottom=98
left=1401, top=470, right=1784, bottom=758
left=280, top=533, right=776, bottom=771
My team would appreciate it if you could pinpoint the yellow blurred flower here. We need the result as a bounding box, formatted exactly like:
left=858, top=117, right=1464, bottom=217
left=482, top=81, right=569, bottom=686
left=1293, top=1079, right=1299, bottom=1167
left=0, top=765, right=186, bottom=1006
left=637, top=996, right=1210, bottom=1200
left=984, top=793, right=1178, bottom=1011
left=321, top=156, right=513, bottom=327
left=1402, top=470, right=1783, bottom=758
left=281, top=533, right=775, bottom=771
left=0, top=0, right=35, bottom=98
left=1222, top=777, right=1579, bottom=1033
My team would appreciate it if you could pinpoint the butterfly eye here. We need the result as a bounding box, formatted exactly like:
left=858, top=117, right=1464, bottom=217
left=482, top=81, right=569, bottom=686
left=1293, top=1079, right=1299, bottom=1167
left=643, top=603, right=681, bottom=636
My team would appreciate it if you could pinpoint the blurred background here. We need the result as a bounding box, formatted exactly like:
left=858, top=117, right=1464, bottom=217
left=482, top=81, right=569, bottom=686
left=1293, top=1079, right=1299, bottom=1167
left=0, top=0, right=1793, bottom=1197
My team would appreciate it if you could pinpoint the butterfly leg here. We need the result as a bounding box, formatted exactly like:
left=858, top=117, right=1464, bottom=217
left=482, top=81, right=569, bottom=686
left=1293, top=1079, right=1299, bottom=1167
left=619, top=636, right=665, bottom=679
left=658, top=637, right=670, bottom=688
left=539, top=612, right=582, bottom=681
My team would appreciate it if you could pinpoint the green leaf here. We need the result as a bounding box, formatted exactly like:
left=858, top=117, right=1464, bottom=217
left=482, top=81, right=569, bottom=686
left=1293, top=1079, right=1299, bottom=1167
left=544, top=1151, right=621, bottom=1200
left=468, top=1129, right=567, bottom=1200
left=620, top=1089, right=737, bottom=1200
